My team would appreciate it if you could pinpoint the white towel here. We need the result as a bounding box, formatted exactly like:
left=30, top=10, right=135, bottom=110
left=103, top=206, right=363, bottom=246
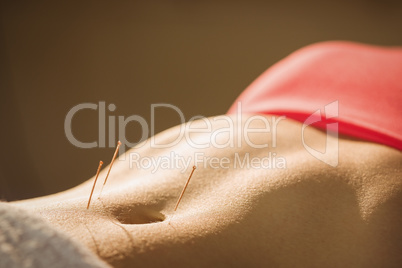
left=0, top=202, right=110, bottom=268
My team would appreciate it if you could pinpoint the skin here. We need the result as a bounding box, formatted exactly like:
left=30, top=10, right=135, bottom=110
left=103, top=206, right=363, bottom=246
left=13, top=115, right=402, bottom=267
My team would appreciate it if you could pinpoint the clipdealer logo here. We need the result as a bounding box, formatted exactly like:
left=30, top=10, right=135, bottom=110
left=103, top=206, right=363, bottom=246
left=301, top=101, right=339, bottom=167
left=64, top=102, right=286, bottom=155
left=64, top=101, right=339, bottom=169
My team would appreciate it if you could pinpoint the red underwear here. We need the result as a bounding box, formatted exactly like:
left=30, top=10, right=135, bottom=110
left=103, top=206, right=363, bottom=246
left=228, top=41, right=402, bottom=151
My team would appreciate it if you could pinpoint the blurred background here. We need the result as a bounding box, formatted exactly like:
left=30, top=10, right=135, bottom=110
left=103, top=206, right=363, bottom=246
left=1, top=0, right=402, bottom=200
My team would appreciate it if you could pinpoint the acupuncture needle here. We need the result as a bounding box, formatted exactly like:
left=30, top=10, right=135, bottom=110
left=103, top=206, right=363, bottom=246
left=169, top=165, right=196, bottom=224
left=86, top=160, right=103, bottom=209
left=98, top=141, right=122, bottom=199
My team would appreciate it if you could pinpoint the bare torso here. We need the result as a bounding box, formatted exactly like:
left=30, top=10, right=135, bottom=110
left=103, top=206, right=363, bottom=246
left=14, top=115, right=402, bottom=267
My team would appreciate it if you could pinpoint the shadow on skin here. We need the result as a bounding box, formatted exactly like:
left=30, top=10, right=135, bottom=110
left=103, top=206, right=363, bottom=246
left=109, top=174, right=366, bottom=268
left=107, top=155, right=401, bottom=268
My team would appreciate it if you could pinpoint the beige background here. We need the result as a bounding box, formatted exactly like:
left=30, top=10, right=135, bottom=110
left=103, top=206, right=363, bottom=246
left=1, top=0, right=402, bottom=200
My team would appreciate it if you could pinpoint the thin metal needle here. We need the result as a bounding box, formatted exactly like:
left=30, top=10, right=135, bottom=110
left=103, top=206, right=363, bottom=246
left=98, top=141, right=122, bottom=199
left=87, top=161, right=103, bottom=209
left=170, top=165, right=196, bottom=224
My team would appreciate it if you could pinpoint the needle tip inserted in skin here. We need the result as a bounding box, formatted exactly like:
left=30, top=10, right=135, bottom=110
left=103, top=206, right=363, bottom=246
left=169, top=165, right=197, bottom=224
left=98, top=141, right=122, bottom=199
left=87, top=160, right=103, bottom=209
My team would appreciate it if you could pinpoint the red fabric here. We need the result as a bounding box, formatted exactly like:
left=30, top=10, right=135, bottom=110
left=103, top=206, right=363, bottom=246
left=228, top=41, right=402, bottom=150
